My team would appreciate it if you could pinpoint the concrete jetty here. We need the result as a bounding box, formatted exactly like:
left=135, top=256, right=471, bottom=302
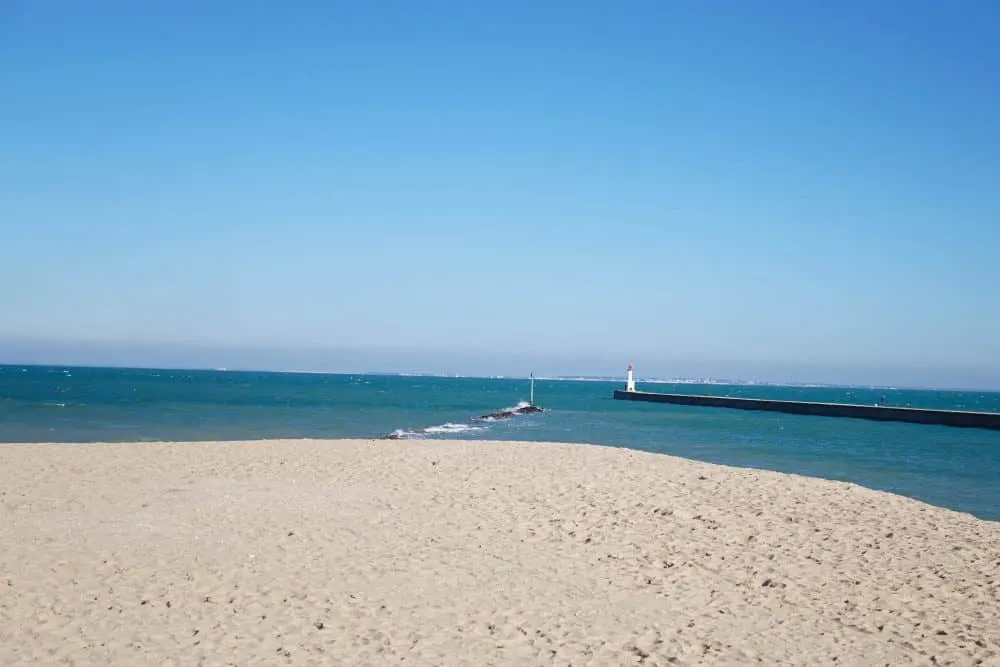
left=613, top=389, right=1000, bottom=431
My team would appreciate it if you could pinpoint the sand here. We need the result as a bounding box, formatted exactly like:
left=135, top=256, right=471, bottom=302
left=1, top=439, right=998, bottom=666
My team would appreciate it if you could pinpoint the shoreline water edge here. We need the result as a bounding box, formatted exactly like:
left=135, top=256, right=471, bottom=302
left=3, top=366, right=1000, bottom=522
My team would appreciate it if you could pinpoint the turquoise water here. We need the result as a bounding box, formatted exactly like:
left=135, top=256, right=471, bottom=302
left=3, top=365, right=1000, bottom=521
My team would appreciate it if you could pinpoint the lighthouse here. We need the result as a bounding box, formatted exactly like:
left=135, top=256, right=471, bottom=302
left=626, top=363, right=636, bottom=392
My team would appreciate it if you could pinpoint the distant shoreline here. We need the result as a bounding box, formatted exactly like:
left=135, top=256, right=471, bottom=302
left=2, top=363, right=996, bottom=393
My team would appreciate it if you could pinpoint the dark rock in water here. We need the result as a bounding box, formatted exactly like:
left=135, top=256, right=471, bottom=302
left=383, top=404, right=543, bottom=438
left=476, top=404, right=544, bottom=421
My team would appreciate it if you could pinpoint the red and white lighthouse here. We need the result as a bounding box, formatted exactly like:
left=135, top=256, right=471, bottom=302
left=626, top=363, right=636, bottom=392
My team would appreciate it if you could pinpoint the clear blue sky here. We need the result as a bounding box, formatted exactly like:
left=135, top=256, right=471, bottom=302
left=2, top=1, right=999, bottom=387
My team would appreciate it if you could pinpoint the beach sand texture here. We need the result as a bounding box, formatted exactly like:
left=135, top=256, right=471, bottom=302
left=2, top=438, right=999, bottom=666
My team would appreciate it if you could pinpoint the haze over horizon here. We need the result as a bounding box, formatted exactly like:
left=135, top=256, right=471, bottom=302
left=3, top=2, right=999, bottom=390
left=2, top=337, right=999, bottom=391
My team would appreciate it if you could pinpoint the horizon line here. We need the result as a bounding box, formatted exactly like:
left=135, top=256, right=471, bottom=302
left=1, top=362, right=997, bottom=393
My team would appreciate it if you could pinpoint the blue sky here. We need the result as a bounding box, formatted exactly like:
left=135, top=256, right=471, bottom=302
left=2, top=1, right=999, bottom=387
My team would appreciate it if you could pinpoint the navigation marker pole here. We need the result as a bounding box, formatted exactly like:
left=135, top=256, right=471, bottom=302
left=530, top=373, right=535, bottom=406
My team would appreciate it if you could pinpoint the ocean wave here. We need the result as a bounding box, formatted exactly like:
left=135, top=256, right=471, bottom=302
left=382, top=400, right=544, bottom=440
left=387, top=428, right=424, bottom=440
left=384, top=422, right=485, bottom=439
left=424, top=423, right=483, bottom=434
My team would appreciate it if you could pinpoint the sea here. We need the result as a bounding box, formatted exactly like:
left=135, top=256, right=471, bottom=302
left=3, top=364, right=999, bottom=522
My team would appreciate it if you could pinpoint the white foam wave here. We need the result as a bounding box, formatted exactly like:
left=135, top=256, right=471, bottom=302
left=389, top=428, right=424, bottom=439
left=387, top=399, right=537, bottom=440
left=424, top=423, right=483, bottom=434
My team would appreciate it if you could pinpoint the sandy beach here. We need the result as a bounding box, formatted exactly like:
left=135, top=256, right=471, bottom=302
left=1, top=439, right=998, bottom=666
